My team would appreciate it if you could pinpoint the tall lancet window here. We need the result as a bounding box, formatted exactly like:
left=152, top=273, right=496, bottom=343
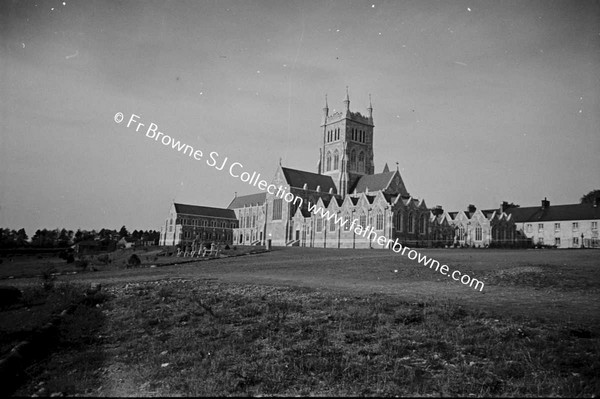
left=326, top=151, right=332, bottom=171
left=350, top=149, right=356, bottom=171
left=333, top=150, right=339, bottom=170
left=358, top=151, right=365, bottom=173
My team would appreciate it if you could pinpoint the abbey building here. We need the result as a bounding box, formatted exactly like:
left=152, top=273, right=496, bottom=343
left=160, top=91, right=523, bottom=249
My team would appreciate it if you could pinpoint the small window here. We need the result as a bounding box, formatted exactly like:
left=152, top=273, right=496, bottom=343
left=538, top=223, right=543, bottom=232
left=526, top=224, right=532, bottom=233
left=555, top=237, right=561, bottom=246
left=572, top=222, right=579, bottom=231
left=573, top=237, right=579, bottom=246
left=554, top=223, right=560, bottom=232
left=593, top=221, right=598, bottom=230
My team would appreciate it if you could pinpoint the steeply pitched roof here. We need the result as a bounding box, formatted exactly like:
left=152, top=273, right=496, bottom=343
left=281, top=167, right=337, bottom=193
left=481, top=209, right=496, bottom=218
left=174, top=203, right=236, bottom=219
left=227, top=192, right=266, bottom=209
left=505, top=203, right=600, bottom=223
left=352, top=171, right=396, bottom=193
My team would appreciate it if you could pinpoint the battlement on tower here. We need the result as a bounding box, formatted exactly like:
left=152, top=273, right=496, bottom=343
left=324, top=109, right=373, bottom=126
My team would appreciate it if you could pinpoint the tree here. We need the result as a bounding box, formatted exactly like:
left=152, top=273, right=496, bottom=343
left=118, top=226, right=129, bottom=238
left=74, top=229, right=84, bottom=243
left=580, top=189, right=600, bottom=204
left=15, top=228, right=28, bottom=247
left=0, top=228, right=17, bottom=248
left=58, top=228, right=70, bottom=247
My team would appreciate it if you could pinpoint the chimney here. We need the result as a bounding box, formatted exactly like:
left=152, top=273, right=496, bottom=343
left=468, top=204, right=476, bottom=213
left=541, top=197, right=550, bottom=209
left=433, top=205, right=444, bottom=216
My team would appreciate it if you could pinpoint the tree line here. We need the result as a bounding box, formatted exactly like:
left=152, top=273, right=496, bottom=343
left=0, top=226, right=160, bottom=249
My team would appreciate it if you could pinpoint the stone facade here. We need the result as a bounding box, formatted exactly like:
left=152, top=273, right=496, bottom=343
left=165, top=91, right=522, bottom=249
left=159, top=203, right=238, bottom=247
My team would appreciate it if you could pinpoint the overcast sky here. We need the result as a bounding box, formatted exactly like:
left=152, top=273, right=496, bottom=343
left=1, top=0, right=599, bottom=235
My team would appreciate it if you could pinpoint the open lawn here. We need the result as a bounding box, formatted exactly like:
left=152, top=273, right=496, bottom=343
left=5, top=247, right=600, bottom=396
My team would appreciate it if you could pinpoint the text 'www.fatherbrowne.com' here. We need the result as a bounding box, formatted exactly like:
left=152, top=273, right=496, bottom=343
left=114, top=111, right=485, bottom=292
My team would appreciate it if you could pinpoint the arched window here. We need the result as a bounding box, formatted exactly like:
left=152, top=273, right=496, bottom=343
left=376, top=212, right=384, bottom=230
left=344, top=214, right=351, bottom=231
left=211, top=220, right=216, bottom=227
left=330, top=217, right=336, bottom=232
left=358, top=151, right=365, bottom=173
left=326, top=151, right=332, bottom=171
left=475, top=226, right=482, bottom=241
left=350, top=149, right=356, bottom=170
left=359, top=213, right=367, bottom=229
left=396, top=212, right=403, bottom=232
left=327, top=131, right=330, bottom=142
left=408, top=213, right=414, bottom=232
left=333, top=150, right=339, bottom=170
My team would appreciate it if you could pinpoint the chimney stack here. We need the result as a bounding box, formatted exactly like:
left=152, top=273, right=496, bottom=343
left=541, top=197, right=550, bottom=209
left=468, top=204, right=476, bottom=213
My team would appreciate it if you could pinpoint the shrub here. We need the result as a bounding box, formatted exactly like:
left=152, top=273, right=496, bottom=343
left=75, top=259, right=89, bottom=269
left=127, top=254, right=141, bottom=268
left=66, top=254, right=75, bottom=263
left=97, top=254, right=110, bottom=265
left=41, top=267, right=57, bottom=290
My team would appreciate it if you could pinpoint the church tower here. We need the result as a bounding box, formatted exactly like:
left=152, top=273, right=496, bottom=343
left=319, top=89, right=375, bottom=195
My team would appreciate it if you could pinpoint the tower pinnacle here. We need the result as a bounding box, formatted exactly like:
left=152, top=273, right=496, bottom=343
left=343, top=86, right=350, bottom=111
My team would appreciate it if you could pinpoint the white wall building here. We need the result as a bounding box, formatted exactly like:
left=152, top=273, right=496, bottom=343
left=506, top=198, right=600, bottom=248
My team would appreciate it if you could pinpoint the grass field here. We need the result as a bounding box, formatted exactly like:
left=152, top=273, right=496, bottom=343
left=5, top=247, right=600, bottom=396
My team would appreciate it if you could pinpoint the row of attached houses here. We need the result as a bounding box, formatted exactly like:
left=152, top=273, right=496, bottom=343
left=505, top=198, right=600, bottom=248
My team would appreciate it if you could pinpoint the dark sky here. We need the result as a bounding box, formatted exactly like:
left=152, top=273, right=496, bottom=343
left=1, top=0, right=599, bottom=234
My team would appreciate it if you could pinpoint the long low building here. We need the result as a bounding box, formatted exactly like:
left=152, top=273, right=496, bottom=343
left=505, top=198, right=600, bottom=248
left=159, top=203, right=238, bottom=247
